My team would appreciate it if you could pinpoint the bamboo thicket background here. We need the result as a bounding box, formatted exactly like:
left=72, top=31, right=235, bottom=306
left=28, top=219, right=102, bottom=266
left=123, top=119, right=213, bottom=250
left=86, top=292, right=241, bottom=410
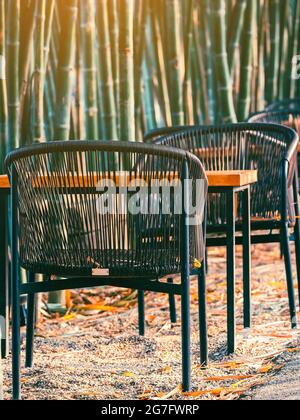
left=0, top=0, right=300, bottom=172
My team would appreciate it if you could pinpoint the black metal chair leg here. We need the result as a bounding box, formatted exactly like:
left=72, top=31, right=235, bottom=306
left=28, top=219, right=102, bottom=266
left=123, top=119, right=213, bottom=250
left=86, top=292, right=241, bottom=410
left=138, top=290, right=145, bottom=336
left=293, top=175, right=300, bottom=308
left=12, top=283, right=21, bottom=400
left=181, top=274, right=191, bottom=392
left=11, top=167, right=21, bottom=400
left=198, top=265, right=208, bottom=367
left=0, top=192, right=9, bottom=359
left=25, top=273, right=36, bottom=369
left=282, top=224, right=297, bottom=329
left=227, top=191, right=236, bottom=354
left=167, top=278, right=177, bottom=323
left=181, top=159, right=191, bottom=392
left=294, top=224, right=300, bottom=308
left=243, top=187, right=252, bottom=329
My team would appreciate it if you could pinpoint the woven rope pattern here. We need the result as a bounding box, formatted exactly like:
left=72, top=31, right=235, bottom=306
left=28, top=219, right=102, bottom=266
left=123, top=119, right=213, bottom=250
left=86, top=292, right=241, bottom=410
left=248, top=110, right=300, bottom=136
left=6, top=141, right=207, bottom=277
left=146, top=123, right=298, bottom=225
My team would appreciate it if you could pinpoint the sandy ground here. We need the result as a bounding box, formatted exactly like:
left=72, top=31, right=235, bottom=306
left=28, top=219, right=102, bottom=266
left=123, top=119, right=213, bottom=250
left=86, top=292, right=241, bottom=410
left=2, top=243, right=300, bottom=400
left=245, top=352, right=300, bottom=400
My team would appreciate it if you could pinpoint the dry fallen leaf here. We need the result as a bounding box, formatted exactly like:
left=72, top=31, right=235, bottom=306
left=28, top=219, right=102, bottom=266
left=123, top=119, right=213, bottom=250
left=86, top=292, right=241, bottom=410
left=259, top=365, right=274, bottom=373
left=74, top=304, right=120, bottom=313
left=203, top=375, right=255, bottom=382
left=288, top=348, right=300, bottom=353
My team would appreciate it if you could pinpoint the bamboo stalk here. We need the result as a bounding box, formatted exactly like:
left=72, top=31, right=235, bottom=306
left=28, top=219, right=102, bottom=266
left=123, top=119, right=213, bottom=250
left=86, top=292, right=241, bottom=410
left=54, top=0, right=78, bottom=141
left=227, top=0, right=247, bottom=77
left=108, top=0, right=120, bottom=125
left=182, top=0, right=194, bottom=125
left=80, top=0, right=98, bottom=140
left=210, top=0, right=237, bottom=123
left=7, top=0, right=21, bottom=151
left=143, top=50, right=157, bottom=131
left=297, top=3, right=300, bottom=97
left=266, top=0, right=280, bottom=103
left=202, top=0, right=217, bottom=123
left=44, top=0, right=55, bottom=71
left=237, top=0, right=256, bottom=121
left=0, top=0, right=7, bottom=170
left=291, top=0, right=300, bottom=97
left=277, top=0, right=289, bottom=98
left=75, top=19, right=85, bottom=140
left=254, top=0, right=267, bottom=110
left=133, top=0, right=148, bottom=136
left=19, top=0, right=36, bottom=117
left=97, top=0, right=117, bottom=140
left=193, top=7, right=210, bottom=124
left=33, top=0, right=46, bottom=143
left=166, top=0, right=184, bottom=125
left=149, top=1, right=172, bottom=126
left=118, top=0, right=135, bottom=141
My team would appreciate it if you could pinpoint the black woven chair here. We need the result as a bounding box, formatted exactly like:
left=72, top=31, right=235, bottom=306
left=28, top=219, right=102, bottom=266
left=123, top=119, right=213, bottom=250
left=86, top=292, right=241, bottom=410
left=266, top=98, right=300, bottom=112
left=145, top=123, right=300, bottom=330
left=5, top=140, right=208, bottom=399
left=248, top=110, right=300, bottom=135
left=248, top=110, right=300, bottom=182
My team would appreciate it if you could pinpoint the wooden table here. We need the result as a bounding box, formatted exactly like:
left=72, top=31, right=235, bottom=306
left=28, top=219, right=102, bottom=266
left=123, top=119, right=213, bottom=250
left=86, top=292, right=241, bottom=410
left=0, top=170, right=257, bottom=356
left=206, top=170, right=257, bottom=354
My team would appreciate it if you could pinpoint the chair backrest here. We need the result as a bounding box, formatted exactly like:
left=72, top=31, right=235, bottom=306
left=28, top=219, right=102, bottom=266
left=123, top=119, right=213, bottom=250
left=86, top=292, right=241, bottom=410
left=145, top=123, right=299, bottom=224
left=5, top=141, right=208, bottom=278
left=266, top=98, right=300, bottom=112
left=248, top=110, right=300, bottom=136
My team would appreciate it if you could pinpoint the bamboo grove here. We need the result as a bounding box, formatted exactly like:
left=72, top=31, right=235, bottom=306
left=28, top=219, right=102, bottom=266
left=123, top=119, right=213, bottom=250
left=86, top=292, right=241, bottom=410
left=0, top=0, right=299, bottom=172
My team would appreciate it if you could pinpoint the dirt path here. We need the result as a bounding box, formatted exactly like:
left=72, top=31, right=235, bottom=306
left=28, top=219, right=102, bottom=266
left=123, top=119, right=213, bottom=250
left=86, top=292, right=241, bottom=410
left=244, top=352, right=300, bottom=400
left=2, top=244, right=300, bottom=400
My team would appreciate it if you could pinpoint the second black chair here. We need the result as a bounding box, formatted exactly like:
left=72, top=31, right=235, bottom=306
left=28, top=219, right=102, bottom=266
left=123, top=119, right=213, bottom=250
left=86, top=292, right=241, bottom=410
left=145, top=123, right=300, bottom=329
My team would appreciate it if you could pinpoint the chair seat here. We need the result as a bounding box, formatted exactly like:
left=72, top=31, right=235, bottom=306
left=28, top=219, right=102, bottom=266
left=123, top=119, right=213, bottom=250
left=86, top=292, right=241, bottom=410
left=20, top=249, right=187, bottom=278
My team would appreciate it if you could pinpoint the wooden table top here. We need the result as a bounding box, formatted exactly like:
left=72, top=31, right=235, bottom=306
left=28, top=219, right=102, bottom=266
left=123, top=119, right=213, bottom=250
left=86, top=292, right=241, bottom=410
left=0, top=170, right=258, bottom=190
left=0, top=175, right=9, bottom=189
left=206, top=170, right=257, bottom=187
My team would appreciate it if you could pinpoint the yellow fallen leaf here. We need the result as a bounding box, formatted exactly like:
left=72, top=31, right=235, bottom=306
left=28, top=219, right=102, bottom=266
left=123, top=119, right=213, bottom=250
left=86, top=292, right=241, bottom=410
left=122, top=371, right=136, bottom=378
left=193, top=259, right=202, bottom=269
left=161, top=366, right=172, bottom=374
left=62, top=314, right=76, bottom=322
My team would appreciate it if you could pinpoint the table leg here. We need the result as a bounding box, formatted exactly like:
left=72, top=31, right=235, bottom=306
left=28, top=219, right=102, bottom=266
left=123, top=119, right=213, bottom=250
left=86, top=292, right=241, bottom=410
left=227, top=190, right=236, bottom=354
left=0, top=192, right=9, bottom=359
left=242, top=187, right=252, bottom=329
